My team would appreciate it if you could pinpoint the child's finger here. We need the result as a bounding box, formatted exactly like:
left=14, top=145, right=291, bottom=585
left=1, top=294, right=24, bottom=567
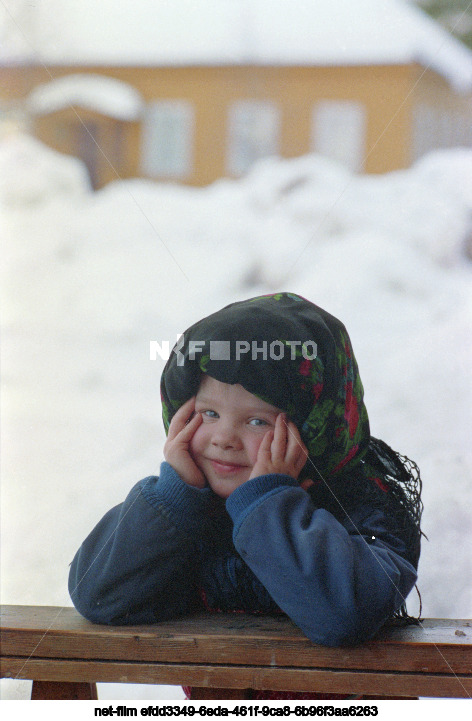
left=167, top=397, right=196, bottom=440
left=178, top=410, right=203, bottom=441
left=258, top=429, right=274, bottom=458
left=271, top=413, right=288, bottom=460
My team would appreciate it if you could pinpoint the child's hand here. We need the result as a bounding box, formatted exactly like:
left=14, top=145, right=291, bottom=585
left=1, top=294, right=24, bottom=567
left=249, top=413, right=308, bottom=481
left=163, top=397, right=206, bottom=489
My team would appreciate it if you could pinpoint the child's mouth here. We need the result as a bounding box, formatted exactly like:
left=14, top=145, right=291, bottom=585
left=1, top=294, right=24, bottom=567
left=209, top=459, right=246, bottom=475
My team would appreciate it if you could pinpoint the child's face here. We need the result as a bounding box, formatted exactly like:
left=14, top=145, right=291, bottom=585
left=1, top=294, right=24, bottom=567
left=189, top=375, right=282, bottom=499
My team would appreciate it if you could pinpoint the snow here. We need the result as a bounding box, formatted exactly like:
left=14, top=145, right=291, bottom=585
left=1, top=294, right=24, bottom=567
left=2, top=0, right=472, bottom=90
left=1, top=133, right=471, bottom=700
left=0, top=133, right=91, bottom=206
left=26, top=74, right=145, bottom=121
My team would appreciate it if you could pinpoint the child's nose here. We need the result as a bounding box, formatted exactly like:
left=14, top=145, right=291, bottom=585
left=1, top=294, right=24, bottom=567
left=211, top=422, right=242, bottom=449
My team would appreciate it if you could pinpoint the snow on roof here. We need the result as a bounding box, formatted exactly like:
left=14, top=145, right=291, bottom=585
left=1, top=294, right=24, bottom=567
left=4, top=0, right=472, bottom=91
left=26, top=74, right=145, bottom=120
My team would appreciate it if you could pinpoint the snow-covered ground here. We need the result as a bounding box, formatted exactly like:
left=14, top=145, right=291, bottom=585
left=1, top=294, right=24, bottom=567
left=1, top=134, right=471, bottom=700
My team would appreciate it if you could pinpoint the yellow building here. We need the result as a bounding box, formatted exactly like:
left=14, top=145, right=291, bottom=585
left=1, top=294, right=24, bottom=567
left=2, top=0, right=472, bottom=188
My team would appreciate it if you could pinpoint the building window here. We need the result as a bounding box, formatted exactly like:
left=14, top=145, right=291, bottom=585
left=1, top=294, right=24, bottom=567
left=311, top=100, right=366, bottom=172
left=141, top=100, right=193, bottom=178
left=227, top=100, right=280, bottom=176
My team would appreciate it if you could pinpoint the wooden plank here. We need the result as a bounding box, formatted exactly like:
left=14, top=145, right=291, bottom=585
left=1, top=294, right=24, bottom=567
left=31, top=680, right=98, bottom=700
left=2, top=656, right=471, bottom=698
left=2, top=606, right=469, bottom=642
left=1, top=606, right=471, bottom=675
left=190, top=687, right=249, bottom=699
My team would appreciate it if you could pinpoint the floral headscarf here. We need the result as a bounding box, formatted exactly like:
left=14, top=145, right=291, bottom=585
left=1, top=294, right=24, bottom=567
left=161, top=292, right=370, bottom=478
left=160, top=292, right=422, bottom=569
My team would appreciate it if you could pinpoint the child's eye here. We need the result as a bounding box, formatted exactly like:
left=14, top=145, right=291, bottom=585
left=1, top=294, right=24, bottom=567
left=249, top=418, right=268, bottom=427
left=202, top=410, right=218, bottom=419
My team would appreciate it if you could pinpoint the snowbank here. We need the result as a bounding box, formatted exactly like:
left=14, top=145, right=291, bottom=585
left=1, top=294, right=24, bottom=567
left=0, top=133, right=91, bottom=208
left=1, top=134, right=471, bottom=700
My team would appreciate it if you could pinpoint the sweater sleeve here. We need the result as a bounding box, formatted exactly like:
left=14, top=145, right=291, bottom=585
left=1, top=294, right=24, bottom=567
left=226, top=474, right=418, bottom=647
left=68, top=462, right=213, bottom=625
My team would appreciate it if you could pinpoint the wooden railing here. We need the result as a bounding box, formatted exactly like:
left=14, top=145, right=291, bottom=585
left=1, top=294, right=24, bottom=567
left=1, top=606, right=471, bottom=700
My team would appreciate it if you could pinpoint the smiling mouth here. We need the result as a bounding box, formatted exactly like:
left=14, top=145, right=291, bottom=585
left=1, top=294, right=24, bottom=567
left=208, top=459, right=246, bottom=474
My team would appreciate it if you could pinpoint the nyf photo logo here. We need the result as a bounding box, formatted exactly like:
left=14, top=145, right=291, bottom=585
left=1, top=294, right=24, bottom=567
left=150, top=335, right=317, bottom=366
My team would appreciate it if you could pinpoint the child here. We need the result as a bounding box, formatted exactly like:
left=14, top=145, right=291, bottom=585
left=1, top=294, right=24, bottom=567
left=69, top=292, right=422, bottom=695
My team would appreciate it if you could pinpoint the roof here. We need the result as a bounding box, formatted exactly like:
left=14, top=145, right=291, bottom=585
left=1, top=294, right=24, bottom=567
left=3, top=0, right=472, bottom=91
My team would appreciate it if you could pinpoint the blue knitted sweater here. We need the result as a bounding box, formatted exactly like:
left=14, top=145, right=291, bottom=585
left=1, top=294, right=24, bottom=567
left=69, top=462, right=417, bottom=647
